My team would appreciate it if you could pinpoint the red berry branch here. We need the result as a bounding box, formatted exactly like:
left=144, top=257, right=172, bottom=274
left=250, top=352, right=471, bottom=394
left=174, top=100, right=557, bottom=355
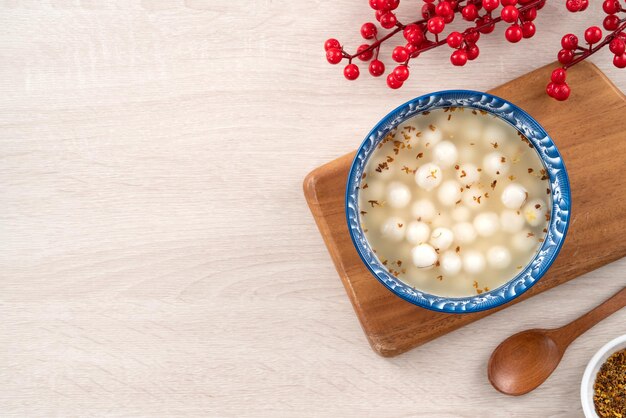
left=324, top=0, right=626, bottom=100
left=547, top=0, right=626, bottom=100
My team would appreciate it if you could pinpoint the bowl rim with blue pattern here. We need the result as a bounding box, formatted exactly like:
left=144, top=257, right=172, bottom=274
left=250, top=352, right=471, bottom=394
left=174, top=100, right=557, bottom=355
left=345, top=90, right=571, bottom=314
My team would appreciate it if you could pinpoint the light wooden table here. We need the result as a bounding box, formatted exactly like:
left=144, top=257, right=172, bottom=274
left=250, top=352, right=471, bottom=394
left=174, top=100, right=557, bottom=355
left=1, top=1, right=624, bottom=416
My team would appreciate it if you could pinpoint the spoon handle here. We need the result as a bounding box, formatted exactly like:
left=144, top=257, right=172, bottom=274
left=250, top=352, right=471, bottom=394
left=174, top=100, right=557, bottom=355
left=551, top=287, right=626, bottom=349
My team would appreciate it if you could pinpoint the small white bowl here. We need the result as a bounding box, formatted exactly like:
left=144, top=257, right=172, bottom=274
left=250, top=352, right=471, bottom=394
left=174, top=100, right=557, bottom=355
left=580, top=334, right=626, bottom=417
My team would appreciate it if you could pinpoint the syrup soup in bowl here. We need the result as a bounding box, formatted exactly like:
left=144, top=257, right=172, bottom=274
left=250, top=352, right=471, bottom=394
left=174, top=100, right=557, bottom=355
left=346, top=91, right=570, bottom=313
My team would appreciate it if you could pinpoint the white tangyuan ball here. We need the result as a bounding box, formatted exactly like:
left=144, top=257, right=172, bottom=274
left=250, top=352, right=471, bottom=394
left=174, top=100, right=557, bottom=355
left=430, top=227, right=454, bottom=250
left=387, top=181, right=412, bottom=208
left=411, top=243, right=438, bottom=269
left=462, top=186, right=485, bottom=210
left=463, top=250, right=486, bottom=274
left=415, top=163, right=443, bottom=191
left=487, top=246, right=512, bottom=269
left=406, top=221, right=431, bottom=245
left=456, top=163, right=481, bottom=186
left=482, top=122, right=509, bottom=148
left=381, top=216, right=405, bottom=242
left=501, top=183, right=528, bottom=210
left=437, top=180, right=462, bottom=207
left=453, top=222, right=477, bottom=244
left=422, top=126, right=443, bottom=147
left=432, top=141, right=459, bottom=169
left=500, top=209, right=525, bottom=233
left=452, top=205, right=471, bottom=222
left=411, top=198, right=437, bottom=221
left=440, top=251, right=462, bottom=276
left=513, top=229, right=539, bottom=252
left=483, top=152, right=510, bottom=177
left=473, top=212, right=500, bottom=237
left=523, top=199, right=547, bottom=227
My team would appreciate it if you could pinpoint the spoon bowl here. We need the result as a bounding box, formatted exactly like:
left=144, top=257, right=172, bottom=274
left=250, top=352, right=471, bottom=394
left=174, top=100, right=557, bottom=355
left=488, top=330, right=562, bottom=396
left=487, top=287, right=625, bottom=396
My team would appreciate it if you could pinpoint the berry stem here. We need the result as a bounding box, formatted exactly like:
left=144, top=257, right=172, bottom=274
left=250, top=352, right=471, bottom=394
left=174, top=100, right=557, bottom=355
left=564, top=21, right=626, bottom=70
left=347, top=18, right=428, bottom=60
left=405, top=0, right=544, bottom=64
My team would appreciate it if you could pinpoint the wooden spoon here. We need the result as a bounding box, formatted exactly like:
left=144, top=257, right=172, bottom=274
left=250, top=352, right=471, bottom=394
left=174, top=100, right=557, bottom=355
left=488, top=286, right=626, bottom=396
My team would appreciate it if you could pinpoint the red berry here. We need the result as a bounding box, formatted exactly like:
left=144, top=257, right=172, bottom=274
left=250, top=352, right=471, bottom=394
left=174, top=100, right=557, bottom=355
left=427, top=16, right=445, bottom=34
left=553, top=83, right=571, bottom=101
left=465, top=30, right=480, bottom=44
left=404, top=24, right=425, bottom=45
left=447, top=31, right=464, bottom=48
left=561, top=34, right=578, bottom=50
left=566, top=0, right=582, bottom=12
left=443, top=13, right=455, bottom=24
left=604, top=15, right=620, bottom=31
left=379, top=0, right=399, bottom=11
left=558, top=49, right=574, bottom=64
left=344, top=64, right=360, bottom=80
left=501, top=5, right=519, bottom=23
left=375, top=10, right=384, bottom=21
left=505, top=24, right=523, bottom=43
left=393, top=65, right=410, bottom=82
left=462, top=4, right=478, bottom=20
left=326, top=48, right=343, bottom=64
left=357, top=44, right=373, bottom=61
left=361, top=22, right=377, bottom=40
left=610, top=38, right=626, bottom=55
left=614, top=53, right=626, bottom=68
left=379, top=12, right=397, bottom=29
left=324, top=38, right=340, bottom=51
left=522, top=7, right=537, bottom=21
left=392, top=46, right=409, bottom=62
left=369, top=59, right=385, bottom=77
left=406, top=43, right=421, bottom=58
left=450, top=49, right=468, bottom=66
left=585, top=26, right=602, bottom=44
left=483, top=0, right=499, bottom=11
left=387, top=73, right=403, bottom=89
left=436, top=1, right=454, bottom=17
left=579, top=0, right=588, bottom=10
left=551, top=68, right=567, bottom=83
left=521, top=21, right=536, bottom=38
left=546, top=82, right=556, bottom=97
left=466, top=44, right=480, bottom=60
left=478, top=16, right=495, bottom=34
left=369, top=0, right=381, bottom=10
left=422, top=2, right=436, bottom=19
left=603, top=0, right=620, bottom=14
left=502, top=0, right=518, bottom=5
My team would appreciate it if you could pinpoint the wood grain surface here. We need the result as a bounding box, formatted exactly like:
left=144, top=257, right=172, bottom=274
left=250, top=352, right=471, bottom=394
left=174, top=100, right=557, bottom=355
left=1, top=1, right=625, bottom=417
left=304, top=61, right=626, bottom=357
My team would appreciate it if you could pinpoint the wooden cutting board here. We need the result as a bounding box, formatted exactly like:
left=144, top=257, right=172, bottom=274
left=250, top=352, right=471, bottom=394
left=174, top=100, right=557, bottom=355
left=303, top=61, right=626, bottom=357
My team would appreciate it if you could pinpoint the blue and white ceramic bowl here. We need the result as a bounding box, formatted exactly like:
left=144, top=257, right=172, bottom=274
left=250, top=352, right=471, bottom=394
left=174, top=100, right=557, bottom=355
left=346, top=90, right=571, bottom=314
